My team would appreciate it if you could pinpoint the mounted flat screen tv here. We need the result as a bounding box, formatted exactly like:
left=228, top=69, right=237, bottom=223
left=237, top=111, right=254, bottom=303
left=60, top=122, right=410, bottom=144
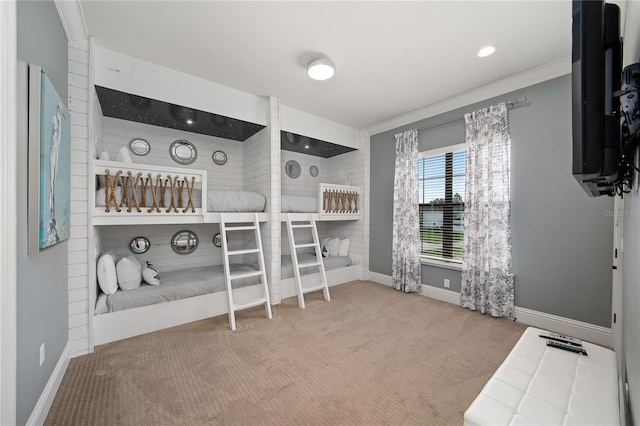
left=572, top=0, right=622, bottom=197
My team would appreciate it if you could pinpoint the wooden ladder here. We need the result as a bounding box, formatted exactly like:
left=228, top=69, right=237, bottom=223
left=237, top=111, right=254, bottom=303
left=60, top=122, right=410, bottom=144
left=220, top=213, right=272, bottom=330
left=285, top=214, right=330, bottom=309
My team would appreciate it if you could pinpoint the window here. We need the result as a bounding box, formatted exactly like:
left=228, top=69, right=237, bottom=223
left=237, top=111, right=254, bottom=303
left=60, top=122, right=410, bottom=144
left=418, top=144, right=466, bottom=263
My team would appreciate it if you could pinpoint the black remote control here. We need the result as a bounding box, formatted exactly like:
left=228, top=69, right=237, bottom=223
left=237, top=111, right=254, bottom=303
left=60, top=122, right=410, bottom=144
left=546, top=340, right=588, bottom=356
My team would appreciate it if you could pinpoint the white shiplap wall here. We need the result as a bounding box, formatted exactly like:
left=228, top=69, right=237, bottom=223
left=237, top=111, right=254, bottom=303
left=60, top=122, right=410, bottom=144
left=68, top=38, right=91, bottom=357
left=281, top=150, right=328, bottom=197
left=267, top=98, right=281, bottom=303
left=100, top=118, right=244, bottom=191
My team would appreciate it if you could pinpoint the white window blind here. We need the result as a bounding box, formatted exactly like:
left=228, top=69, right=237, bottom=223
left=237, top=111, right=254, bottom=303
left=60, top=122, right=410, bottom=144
left=418, top=147, right=466, bottom=262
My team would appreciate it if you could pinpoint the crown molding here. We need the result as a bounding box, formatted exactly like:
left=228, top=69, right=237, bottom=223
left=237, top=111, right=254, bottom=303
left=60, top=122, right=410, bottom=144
left=367, top=56, right=571, bottom=136
left=53, top=0, right=88, bottom=42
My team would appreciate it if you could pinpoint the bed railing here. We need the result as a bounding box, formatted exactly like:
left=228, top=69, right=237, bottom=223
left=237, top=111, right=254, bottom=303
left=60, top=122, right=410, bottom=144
left=318, top=183, right=361, bottom=219
left=93, top=160, right=207, bottom=225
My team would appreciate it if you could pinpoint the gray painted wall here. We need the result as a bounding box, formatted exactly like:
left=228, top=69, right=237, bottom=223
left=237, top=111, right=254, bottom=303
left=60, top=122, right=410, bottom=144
left=16, top=1, right=69, bottom=424
left=370, top=75, right=614, bottom=327
left=621, top=1, right=640, bottom=423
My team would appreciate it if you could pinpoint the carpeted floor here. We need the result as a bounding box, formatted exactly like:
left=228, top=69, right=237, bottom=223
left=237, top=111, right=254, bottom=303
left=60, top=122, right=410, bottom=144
left=45, top=281, right=526, bottom=425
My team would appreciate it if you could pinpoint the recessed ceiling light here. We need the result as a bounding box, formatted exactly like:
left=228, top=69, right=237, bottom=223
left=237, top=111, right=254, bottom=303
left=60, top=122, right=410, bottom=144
left=307, top=57, right=335, bottom=81
left=186, top=119, right=193, bottom=125
left=305, top=145, right=310, bottom=149
left=478, top=46, right=496, bottom=58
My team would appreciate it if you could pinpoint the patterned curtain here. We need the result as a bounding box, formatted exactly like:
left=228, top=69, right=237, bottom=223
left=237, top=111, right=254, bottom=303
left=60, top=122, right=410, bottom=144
left=460, top=103, right=514, bottom=318
left=392, top=129, right=421, bottom=293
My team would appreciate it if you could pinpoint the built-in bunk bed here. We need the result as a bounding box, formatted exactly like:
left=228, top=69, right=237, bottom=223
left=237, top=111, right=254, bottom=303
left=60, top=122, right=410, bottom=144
left=91, top=89, right=272, bottom=344
left=279, top=133, right=364, bottom=300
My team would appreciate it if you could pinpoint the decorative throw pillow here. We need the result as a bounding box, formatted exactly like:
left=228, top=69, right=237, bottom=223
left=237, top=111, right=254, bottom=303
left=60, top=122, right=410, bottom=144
left=142, top=261, right=160, bottom=286
left=338, top=237, right=351, bottom=257
left=116, top=254, right=142, bottom=291
left=96, top=251, right=118, bottom=295
left=314, top=237, right=331, bottom=257
left=95, top=186, right=122, bottom=207
left=97, top=151, right=111, bottom=188
left=325, top=237, right=340, bottom=257
left=116, top=146, right=133, bottom=163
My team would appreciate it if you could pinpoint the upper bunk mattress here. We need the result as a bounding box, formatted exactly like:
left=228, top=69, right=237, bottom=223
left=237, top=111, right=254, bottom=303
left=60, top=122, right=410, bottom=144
left=207, top=190, right=265, bottom=212
left=95, top=264, right=260, bottom=314
left=96, top=188, right=266, bottom=212
left=281, top=194, right=317, bottom=213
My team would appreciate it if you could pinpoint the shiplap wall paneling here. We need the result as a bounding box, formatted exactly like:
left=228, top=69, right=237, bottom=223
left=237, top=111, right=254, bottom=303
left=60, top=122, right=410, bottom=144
left=98, top=223, right=251, bottom=273
left=101, top=117, right=244, bottom=191
left=267, top=97, right=281, bottom=303
left=68, top=38, right=91, bottom=357
left=281, top=150, right=328, bottom=197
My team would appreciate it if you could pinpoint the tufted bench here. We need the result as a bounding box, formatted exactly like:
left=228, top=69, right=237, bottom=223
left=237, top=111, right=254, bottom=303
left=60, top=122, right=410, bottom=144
left=464, top=327, right=619, bottom=425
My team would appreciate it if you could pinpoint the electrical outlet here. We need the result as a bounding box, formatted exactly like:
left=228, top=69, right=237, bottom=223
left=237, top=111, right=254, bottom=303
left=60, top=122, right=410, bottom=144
left=444, top=279, right=450, bottom=288
left=39, top=343, right=45, bottom=367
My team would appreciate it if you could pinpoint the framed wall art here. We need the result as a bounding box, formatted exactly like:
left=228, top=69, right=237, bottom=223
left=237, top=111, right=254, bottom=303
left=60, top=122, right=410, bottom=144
left=28, top=65, right=71, bottom=253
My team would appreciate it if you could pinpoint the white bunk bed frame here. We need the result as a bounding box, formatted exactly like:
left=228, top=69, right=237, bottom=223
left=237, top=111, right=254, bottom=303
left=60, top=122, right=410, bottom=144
left=92, top=163, right=362, bottom=345
left=279, top=182, right=363, bottom=298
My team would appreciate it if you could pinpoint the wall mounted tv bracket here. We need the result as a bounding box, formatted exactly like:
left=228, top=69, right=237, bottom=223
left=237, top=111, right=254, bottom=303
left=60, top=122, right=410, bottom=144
left=614, top=63, right=640, bottom=195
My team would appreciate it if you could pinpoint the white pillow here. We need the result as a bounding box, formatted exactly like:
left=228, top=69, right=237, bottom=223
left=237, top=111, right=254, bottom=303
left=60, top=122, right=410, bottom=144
left=116, top=146, right=133, bottom=163
left=325, top=237, right=340, bottom=257
left=339, top=238, right=351, bottom=257
left=116, top=254, right=142, bottom=290
left=95, top=186, right=122, bottom=207
left=142, top=261, right=160, bottom=286
left=96, top=251, right=118, bottom=295
left=97, top=151, right=111, bottom=188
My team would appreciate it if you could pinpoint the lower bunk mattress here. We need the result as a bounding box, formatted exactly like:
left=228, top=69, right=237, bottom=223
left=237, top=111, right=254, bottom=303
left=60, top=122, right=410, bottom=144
left=95, top=264, right=261, bottom=314
left=281, top=253, right=352, bottom=279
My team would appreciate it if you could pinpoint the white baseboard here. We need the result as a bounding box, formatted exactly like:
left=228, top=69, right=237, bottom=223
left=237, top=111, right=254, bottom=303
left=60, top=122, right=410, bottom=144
left=367, top=271, right=613, bottom=348
left=26, top=342, right=70, bottom=426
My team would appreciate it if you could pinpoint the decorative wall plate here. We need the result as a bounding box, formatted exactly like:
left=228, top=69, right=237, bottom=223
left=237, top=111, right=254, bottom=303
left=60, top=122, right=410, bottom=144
left=213, top=233, right=222, bottom=247
left=169, top=139, right=197, bottom=165
left=212, top=150, right=227, bottom=165
left=285, top=160, right=301, bottom=179
left=129, top=138, right=150, bottom=156
left=171, top=230, right=199, bottom=255
left=309, top=165, right=319, bottom=177
left=129, top=236, right=150, bottom=254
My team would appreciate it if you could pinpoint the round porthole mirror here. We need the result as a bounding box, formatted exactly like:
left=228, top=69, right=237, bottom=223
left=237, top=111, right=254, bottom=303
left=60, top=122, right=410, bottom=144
left=129, top=138, right=150, bottom=156
left=129, top=236, right=150, bottom=254
left=171, top=230, right=199, bottom=255
left=169, top=139, right=197, bottom=165
left=212, top=233, right=222, bottom=247
left=285, top=160, right=301, bottom=179
left=212, top=150, right=227, bottom=165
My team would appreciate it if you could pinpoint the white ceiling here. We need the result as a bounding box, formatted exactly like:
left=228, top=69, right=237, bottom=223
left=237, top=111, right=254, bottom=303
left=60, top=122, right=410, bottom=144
left=80, top=1, right=572, bottom=131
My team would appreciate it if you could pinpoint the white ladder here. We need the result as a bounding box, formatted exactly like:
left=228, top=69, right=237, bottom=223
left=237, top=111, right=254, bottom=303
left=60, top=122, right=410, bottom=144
left=285, top=214, right=330, bottom=309
left=220, top=213, right=272, bottom=330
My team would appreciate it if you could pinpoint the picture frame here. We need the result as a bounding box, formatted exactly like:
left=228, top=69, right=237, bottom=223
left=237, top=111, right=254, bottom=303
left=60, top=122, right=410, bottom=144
left=28, top=65, right=71, bottom=253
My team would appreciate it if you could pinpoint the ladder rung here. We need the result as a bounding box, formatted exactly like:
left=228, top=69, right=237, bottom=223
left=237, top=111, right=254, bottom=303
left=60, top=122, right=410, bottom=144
left=291, top=224, right=314, bottom=228
left=294, top=243, right=316, bottom=248
left=298, top=261, right=321, bottom=268
left=227, top=248, right=260, bottom=255
left=234, top=298, right=267, bottom=311
left=225, top=226, right=257, bottom=231
left=229, top=270, right=263, bottom=280
left=302, top=284, right=326, bottom=293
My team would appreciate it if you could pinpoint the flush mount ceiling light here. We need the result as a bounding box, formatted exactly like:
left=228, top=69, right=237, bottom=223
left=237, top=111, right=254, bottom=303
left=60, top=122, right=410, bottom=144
left=477, top=46, right=496, bottom=58
left=307, top=57, right=335, bottom=81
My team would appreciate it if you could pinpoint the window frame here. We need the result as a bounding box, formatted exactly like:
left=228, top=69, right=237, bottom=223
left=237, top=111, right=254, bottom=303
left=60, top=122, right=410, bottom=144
left=418, top=142, right=466, bottom=270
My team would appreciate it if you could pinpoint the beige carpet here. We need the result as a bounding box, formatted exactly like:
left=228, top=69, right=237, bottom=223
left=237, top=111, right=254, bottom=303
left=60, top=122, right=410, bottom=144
left=46, top=281, right=526, bottom=425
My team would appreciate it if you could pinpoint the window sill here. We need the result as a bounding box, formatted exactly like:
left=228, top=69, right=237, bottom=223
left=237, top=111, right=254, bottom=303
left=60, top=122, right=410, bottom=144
left=420, top=257, right=463, bottom=271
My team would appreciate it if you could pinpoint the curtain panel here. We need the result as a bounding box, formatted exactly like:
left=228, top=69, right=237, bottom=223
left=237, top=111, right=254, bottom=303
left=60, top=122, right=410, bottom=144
left=392, top=129, right=421, bottom=293
left=461, top=103, right=514, bottom=318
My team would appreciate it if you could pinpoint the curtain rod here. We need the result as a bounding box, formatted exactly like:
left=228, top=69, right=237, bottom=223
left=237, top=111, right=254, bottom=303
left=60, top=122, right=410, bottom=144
left=390, top=96, right=527, bottom=139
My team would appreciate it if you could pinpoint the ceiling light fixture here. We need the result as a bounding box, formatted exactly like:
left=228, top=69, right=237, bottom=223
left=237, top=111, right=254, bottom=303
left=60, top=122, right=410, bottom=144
left=307, top=57, right=335, bottom=81
left=477, top=46, right=496, bottom=58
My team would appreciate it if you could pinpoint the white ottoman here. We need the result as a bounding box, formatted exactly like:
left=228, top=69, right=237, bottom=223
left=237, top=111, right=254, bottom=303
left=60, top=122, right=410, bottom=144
left=464, top=327, right=619, bottom=425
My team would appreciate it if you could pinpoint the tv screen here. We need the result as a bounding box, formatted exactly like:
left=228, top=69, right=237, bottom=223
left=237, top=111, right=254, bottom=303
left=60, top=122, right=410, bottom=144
left=572, top=0, right=621, bottom=197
